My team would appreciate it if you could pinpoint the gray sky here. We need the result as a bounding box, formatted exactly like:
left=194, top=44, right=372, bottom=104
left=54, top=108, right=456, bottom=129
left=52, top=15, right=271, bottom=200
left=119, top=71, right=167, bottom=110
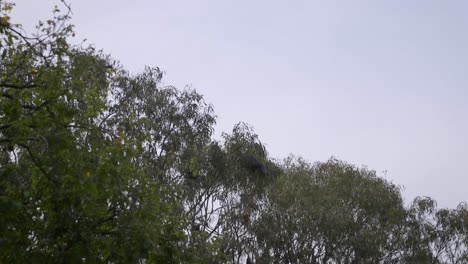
left=12, top=0, right=468, bottom=208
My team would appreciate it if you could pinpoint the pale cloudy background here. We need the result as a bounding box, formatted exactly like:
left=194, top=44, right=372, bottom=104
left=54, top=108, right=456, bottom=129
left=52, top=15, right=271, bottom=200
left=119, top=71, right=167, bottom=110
left=12, top=0, right=468, bottom=208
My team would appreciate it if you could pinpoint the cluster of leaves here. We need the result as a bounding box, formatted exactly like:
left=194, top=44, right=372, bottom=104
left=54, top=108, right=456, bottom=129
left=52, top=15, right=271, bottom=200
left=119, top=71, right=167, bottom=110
left=1, top=1, right=467, bottom=263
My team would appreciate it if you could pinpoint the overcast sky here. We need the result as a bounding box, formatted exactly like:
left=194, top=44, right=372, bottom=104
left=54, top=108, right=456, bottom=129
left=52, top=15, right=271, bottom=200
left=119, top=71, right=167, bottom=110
left=12, top=0, right=468, bottom=208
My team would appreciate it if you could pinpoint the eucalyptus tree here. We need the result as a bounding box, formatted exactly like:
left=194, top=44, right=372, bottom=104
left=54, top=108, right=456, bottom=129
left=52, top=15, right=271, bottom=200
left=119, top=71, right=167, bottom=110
left=252, top=158, right=406, bottom=264
left=2, top=1, right=467, bottom=263
left=0, top=2, right=189, bottom=262
left=107, top=65, right=226, bottom=262
left=402, top=197, right=468, bottom=263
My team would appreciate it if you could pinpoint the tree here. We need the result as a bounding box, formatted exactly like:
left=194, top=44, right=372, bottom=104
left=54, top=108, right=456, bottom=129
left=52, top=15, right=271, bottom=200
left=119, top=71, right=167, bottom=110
left=0, top=2, right=188, bottom=262
left=253, top=158, right=406, bottom=263
left=402, top=197, right=468, bottom=263
left=1, top=1, right=467, bottom=263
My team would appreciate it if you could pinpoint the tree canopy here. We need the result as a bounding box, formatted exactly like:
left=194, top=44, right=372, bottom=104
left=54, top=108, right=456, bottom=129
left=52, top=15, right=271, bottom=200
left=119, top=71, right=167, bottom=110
left=1, top=1, right=467, bottom=263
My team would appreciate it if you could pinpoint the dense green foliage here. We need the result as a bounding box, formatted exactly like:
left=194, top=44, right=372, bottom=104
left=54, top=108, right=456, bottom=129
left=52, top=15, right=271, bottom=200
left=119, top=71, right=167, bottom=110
left=1, top=1, right=467, bottom=263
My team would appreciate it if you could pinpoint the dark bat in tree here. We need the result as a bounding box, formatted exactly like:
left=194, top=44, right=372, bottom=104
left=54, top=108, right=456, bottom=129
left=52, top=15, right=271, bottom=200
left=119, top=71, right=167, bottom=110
left=241, top=154, right=268, bottom=175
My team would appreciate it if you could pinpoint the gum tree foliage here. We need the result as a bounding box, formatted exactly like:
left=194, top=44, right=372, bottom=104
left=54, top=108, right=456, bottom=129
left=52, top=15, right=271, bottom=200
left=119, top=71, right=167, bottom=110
left=107, top=66, right=222, bottom=262
left=402, top=197, right=468, bottom=263
left=250, top=159, right=468, bottom=264
left=252, top=158, right=406, bottom=264
left=1, top=1, right=467, bottom=263
left=189, top=123, right=281, bottom=263
left=0, top=2, right=203, bottom=262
